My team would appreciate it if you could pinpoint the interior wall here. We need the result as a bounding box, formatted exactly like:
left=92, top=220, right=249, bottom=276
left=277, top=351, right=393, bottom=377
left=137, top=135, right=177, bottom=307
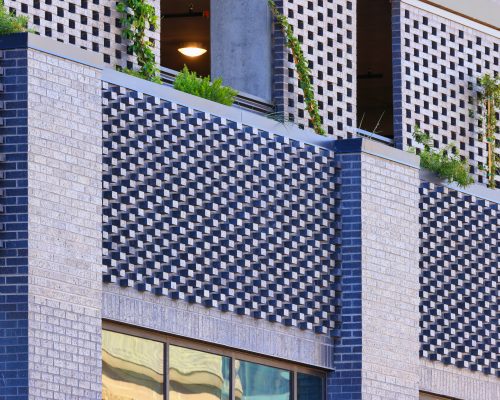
left=357, top=0, right=393, bottom=137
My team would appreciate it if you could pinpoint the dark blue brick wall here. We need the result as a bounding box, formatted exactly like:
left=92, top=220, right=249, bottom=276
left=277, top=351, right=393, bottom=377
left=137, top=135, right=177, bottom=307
left=327, top=153, right=362, bottom=400
left=0, top=48, right=29, bottom=400
left=391, top=0, right=404, bottom=150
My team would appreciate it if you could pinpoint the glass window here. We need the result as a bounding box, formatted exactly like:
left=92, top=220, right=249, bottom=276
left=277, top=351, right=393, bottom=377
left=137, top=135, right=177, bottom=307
left=102, top=330, right=164, bottom=400
left=169, top=345, right=231, bottom=400
left=234, top=360, right=291, bottom=400
left=297, top=373, right=323, bottom=400
left=103, top=328, right=325, bottom=400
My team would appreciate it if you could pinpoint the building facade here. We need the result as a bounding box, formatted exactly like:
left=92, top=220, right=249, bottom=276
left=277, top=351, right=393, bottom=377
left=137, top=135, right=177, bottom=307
left=0, top=1, right=498, bottom=399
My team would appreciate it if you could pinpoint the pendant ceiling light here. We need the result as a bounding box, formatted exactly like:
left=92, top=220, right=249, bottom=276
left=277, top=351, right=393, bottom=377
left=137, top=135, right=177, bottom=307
left=178, top=42, right=207, bottom=58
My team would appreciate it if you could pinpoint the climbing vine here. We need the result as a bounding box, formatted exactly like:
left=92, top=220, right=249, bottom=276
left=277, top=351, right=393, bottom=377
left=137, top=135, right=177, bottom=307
left=268, top=0, right=326, bottom=136
left=477, top=74, right=500, bottom=189
left=116, top=0, right=161, bottom=83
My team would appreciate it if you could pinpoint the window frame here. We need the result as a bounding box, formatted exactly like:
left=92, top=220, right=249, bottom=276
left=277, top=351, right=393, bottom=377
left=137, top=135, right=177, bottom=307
left=103, top=320, right=327, bottom=400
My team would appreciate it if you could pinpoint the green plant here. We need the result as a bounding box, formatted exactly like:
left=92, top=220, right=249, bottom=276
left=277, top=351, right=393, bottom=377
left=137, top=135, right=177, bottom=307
left=477, top=74, right=500, bottom=189
left=268, top=0, right=325, bottom=136
left=0, top=0, right=31, bottom=35
left=116, top=0, right=161, bottom=83
left=412, top=125, right=474, bottom=187
left=173, top=66, right=238, bottom=106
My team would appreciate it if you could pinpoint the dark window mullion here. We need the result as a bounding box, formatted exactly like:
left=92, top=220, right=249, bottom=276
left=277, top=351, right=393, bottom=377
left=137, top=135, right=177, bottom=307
left=293, top=371, right=297, bottom=400
left=164, top=343, right=168, bottom=400
left=231, top=356, right=236, bottom=400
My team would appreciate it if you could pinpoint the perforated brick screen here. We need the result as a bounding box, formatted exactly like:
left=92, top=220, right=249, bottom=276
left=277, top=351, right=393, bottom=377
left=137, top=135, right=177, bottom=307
left=273, top=0, right=356, bottom=139
left=394, top=2, right=500, bottom=186
left=4, top=0, right=160, bottom=67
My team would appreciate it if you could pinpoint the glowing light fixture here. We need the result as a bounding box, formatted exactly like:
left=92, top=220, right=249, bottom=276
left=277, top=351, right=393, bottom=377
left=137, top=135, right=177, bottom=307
left=178, top=42, right=207, bottom=58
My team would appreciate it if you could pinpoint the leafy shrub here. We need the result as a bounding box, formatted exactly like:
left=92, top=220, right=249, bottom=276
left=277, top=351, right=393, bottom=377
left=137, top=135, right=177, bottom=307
left=173, top=66, right=238, bottom=106
left=412, top=125, right=474, bottom=187
left=0, top=0, right=30, bottom=35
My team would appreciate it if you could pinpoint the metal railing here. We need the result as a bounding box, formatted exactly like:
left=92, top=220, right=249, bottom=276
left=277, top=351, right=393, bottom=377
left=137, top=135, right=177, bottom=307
left=159, top=66, right=275, bottom=116
left=354, top=127, right=394, bottom=146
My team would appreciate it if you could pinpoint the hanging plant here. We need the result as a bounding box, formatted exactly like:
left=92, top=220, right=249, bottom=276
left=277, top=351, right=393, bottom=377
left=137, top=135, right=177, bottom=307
left=116, top=0, right=161, bottom=83
left=268, top=0, right=326, bottom=136
left=477, top=74, right=500, bottom=189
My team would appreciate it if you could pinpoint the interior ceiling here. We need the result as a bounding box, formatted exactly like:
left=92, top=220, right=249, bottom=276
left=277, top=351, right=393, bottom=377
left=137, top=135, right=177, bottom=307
left=161, top=0, right=210, bottom=44
left=160, top=0, right=211, bottom=76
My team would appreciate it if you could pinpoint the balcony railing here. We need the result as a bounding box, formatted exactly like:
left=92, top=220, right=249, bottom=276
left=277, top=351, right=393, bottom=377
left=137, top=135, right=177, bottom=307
left=353, top=127, right=394, bottom=146
left=159, top=66, right=275, bottom=116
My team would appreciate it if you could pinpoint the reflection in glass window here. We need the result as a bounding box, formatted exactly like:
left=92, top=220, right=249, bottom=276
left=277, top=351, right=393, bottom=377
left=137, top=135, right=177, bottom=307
left=297, top=373, right=323, bottom=400
left=102, top=330, right=164, bottom=400
left=234, top=360, right=291, bottom=400
left=169, top=345, right=231, bottom=400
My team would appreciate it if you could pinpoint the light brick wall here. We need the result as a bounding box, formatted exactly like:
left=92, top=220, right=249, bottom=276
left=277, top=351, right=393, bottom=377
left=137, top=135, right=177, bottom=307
left=26, top=48, right=102, bottom=399
left=360, top=153, right=421, bottom=399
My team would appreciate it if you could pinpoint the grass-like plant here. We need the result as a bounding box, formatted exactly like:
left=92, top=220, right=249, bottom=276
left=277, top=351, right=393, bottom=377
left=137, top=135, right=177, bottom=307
left=412, top=125, right=474, bottom=187
left=0, top=0, right=31, bottom=35
left=173, top=66, right=238, bottom=106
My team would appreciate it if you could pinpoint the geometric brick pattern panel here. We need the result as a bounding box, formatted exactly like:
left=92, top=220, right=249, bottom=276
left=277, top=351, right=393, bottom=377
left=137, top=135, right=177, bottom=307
left=395, top=3, right=500, bottom=186
left=4, top=0, right=160, bottom=68
left=102, top=83, right=341, bottom=335
left=420, top=182, right=500, bottom=377
left=273, top=0, right=356, bottom=139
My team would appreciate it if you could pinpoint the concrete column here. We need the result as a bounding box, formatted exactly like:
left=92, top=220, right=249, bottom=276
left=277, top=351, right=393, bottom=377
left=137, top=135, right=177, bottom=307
left=330, top=139, right=421, bottom=399
left=211, top=0, right=273, bottom=101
